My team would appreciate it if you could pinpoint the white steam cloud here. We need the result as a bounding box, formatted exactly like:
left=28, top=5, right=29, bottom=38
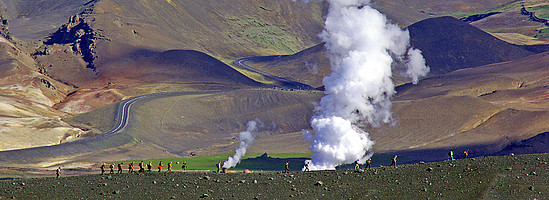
left=223, top=119, right=264, bottom=169
left=303, top=0, right=429, bottom=170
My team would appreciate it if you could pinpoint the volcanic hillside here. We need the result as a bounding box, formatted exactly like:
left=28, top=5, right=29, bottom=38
left=19, top=0, right=325, bottom=113
left=246, top=16, right=549, bottom=162
left=248, top=16, right=544, bottom=87
left=0, top=37, right=89, bottom=151
left=0, top=0, right=94, bottom=39
left=407, top=16, right=535, bottom=75
left=376, top=51, right=549, bottom=162
left=0, top=0, right=327, bottom=152
left=0, top=0, right=549, bottom=171
left=465, top=0, right=549, bottom=43
left=397, top=0, right=517, bottom=16
left=25, top=0, right=326, bottom=91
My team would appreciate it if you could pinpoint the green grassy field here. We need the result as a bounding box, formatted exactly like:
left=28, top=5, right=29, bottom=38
left=118, top=153, right=312, bottom=171
left=117, top=153, right=412, bottom=172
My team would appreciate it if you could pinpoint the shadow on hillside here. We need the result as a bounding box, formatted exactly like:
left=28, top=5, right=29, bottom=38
left=233, top=131, right=549, bottom=171
left=382, top=132, right=549, bottom=165
left=97, top=48, right=263, bottom=89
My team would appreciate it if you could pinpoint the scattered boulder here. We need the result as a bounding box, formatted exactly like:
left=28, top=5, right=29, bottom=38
left=315, top=181, right=323, bottom=186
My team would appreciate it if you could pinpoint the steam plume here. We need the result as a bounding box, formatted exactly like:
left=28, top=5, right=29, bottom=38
left=303, top=0, right=429, bottom=170
left=223, top=119, right=264, bottom=169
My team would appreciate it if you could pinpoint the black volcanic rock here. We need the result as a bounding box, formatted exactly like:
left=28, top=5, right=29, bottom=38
left=407, top=16, right=534, bottom=75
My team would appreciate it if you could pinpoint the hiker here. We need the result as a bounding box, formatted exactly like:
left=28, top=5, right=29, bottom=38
left=110, top=163, right=115, bottom=174
left=448, top=150, right=454, bottom=161
left=56, top=167, right=61, bottom=178
left=216, top=162, right=221, bottom=173
left=284, top=161, right=290, bottom=173
left=117, top=163, right=123, bottom=174
left=100, top=163, right=105, bottom=175
left=147, top=161, right=152, bottom=172
left=354, top=160, right=360, bottom=171
left=158, top=161, right=163, bottom=172
left=463, top=149, right=469, bottom=159
left=304, top=161, right=310, bottom=172
left=390, top=155, right=397, bottom=167
left=167, top=162, right=172, bottom=172
left=182, top=161, right=187, bottom=172
left=129, top=162, right=134, bottom=174
left=139, top=161, right=144, bottom=173
left=365, top=158, right=372, bottom=169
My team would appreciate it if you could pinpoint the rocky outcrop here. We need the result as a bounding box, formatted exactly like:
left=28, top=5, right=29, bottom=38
left=39, top=1, right=106, bottom=74
left=0, top=15, right=15, bottom=43
left=43, top=14, right=99, bottom=72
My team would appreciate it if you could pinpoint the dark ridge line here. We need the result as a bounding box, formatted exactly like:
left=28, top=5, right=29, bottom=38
left=460, top=12, right=501, bottom=23
left=521, top=5, right=549, bottom=26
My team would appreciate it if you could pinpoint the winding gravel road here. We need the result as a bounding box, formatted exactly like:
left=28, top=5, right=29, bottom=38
left=0, top=90, right=225, bottom=163
left=0, top=56, right=316, bottom=163
left=234, top=57, right=316, bottom=90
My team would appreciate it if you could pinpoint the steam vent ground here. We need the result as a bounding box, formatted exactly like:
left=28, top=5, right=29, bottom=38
left=1, top=154, right=547, bottom=199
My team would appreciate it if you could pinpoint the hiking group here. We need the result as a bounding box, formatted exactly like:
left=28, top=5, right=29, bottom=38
left=100, top=160, right=184, bottom=175
left=93, top=150, right=471, bottom=175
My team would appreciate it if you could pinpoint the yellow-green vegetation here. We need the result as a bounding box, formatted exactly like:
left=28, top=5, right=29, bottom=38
left=452, top=1, right=526, bottom=18
left=536, top=28, right=549, bottom=38
left=63, top=102, right=120, bottom=133
left=224, top=16, right=298, bottom=54
left=529, top=5, right=549, bottom=19
left=488, top=1, right=526, bottom=13
left=458, top=1, right=548, bottom=19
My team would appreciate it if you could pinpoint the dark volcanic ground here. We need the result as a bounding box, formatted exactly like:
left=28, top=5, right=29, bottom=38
left=0, top=154, right=546, bottom=199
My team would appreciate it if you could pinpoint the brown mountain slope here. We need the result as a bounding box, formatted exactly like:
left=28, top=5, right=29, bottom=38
left=468, top=1, right=549, bottom=39
left=98, top=50, right=262, bottom=89
left=246, top=39, right=549, bottom=162
left=407, top=16, right=535, bottom=75
left=372, top=52, right=549, bottom=161
left=398, top=0, right=516, bottom=16
left=52, top=89, right=322, bottom=164
left=0, top=0, right=325, bottom=154
left=246, top=43, right=329, bottom=89
left=27, top=0, right=325, bottom=101
left=0, top=0, right=94, bottom=39
left=249, top=16, right=543, bottom=88
left=371, top=0, right=430, bottom=27
left=90, top=0, right=324, bottom=59
left=0, top=37, right=89, bottom=151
